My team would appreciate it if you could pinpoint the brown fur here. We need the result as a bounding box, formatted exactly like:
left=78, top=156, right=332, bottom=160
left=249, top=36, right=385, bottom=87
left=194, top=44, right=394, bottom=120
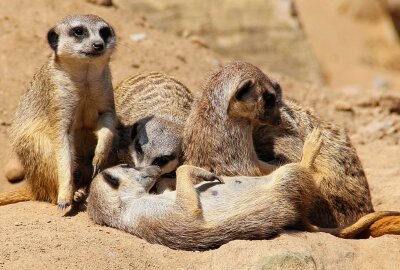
left=183, top=61, right=373, bottom=228
left=183, top=61, right=279, bottom=176
left=367, top=216, right=400, bottom=237
left=0, top=15, right=116, bottom=209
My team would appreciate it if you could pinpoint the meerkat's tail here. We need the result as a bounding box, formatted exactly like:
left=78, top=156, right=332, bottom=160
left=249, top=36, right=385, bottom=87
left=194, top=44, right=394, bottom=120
left=300, top=127, right=323, bottom=169
left=309, top=211, right=400, bottom=238
left=0, top=186, right=33, bottom=206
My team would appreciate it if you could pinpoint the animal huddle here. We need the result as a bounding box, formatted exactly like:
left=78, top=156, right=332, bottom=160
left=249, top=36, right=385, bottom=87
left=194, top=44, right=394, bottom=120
left=1, top=15, right=399, bottom=251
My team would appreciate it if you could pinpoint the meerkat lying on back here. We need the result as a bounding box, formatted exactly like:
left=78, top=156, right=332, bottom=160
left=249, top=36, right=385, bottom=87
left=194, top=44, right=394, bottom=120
left=114, top=72, right=193, bottom=190
left=87, top=128, right=399, bottom=250
left=88, top=128, right=323, bottom=250
left=0, top=15, right=116, bottom=209
left=183, top=61, right=373, bottom=228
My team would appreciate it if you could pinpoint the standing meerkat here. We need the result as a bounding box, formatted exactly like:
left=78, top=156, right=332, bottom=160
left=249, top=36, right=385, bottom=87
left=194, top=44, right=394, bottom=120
left=87, top=128, right=399, bottom=250
left=0, top=15, right=116, bottom=209
left=115, top=72, right=193, bottom=177
left=183, top=61, right=373, bottom=228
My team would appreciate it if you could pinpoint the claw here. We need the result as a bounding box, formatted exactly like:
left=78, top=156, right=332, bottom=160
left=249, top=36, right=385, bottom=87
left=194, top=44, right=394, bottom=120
left=216, top=176, right=225, bottom=184
left=57, top=201, right=70, bottom=210
left=92, top=166, right=101, bottom=179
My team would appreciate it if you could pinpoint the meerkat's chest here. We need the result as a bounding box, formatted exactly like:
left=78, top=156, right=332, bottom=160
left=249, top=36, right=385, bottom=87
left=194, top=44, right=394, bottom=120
left=73, top=83, right=108, bottom=130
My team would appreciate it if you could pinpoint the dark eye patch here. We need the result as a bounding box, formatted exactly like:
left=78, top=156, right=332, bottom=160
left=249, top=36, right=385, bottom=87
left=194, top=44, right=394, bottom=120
left=263, top=92, right=276, bottom=108
left=103, top=172, right=119, bottom=188
left=135, top=140, right=143, bottom=155
left=152, top=155, right=175, bottom=167
left=70, top=26, right=87, bottom=39
left=236, top=80, right=254, bottom=101
left=100, top=27, right=113, bottom=43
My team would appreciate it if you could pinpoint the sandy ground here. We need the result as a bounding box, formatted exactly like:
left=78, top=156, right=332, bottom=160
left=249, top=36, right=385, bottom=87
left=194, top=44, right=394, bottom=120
left=0, top=0, right=399, bottom=269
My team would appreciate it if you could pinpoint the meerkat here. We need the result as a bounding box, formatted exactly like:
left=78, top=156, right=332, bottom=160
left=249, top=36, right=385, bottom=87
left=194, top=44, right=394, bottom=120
left=88, top=128, right=323, bottom=250
left=183, top=61, right=373, bottom=228
left=0, top=15, right=116, bottom=209
left=115, top=72, right=193, bottom=179
left=87, top=128, right=399, bottom=250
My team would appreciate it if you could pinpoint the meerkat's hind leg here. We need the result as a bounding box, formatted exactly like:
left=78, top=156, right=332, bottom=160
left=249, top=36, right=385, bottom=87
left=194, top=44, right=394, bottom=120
left=300, top=127, right=323, bottom=168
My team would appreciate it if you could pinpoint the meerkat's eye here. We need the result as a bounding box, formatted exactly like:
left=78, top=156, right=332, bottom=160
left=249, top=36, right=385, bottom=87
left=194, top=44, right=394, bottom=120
left=152, top=155, right=175, bottom=167
left=100, top=27, right=113, bottom=43
left=135, top=140, right=143, bottom=155
left=72, top=27, right=84, bottom=37
left=103, top=172, right=120, bottom=188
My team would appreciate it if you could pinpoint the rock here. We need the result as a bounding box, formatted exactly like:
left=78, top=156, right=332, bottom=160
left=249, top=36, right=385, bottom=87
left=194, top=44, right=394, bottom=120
left=373, top=77, right=389, bottom=90
left=334, top=101, right=354, bottom=113
left=129, top=32, right=147, bottom=42
left=127, top=0, right=323, bottom=85
left=86, top=0, right=112, bottom=7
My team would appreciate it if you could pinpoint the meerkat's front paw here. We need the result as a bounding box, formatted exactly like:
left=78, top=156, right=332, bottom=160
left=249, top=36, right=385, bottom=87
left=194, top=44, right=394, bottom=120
left=73, top=187, right=88, bottom=203
left=190, top=167, right=224, bottom=184
left=57, top=190, right=73, bottom=210
left=92, top=151, right=108, bottom=178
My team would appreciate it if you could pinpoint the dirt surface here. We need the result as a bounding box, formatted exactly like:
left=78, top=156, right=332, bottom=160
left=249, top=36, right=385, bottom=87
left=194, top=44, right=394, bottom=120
left=0, top=0, right=399, bottom=269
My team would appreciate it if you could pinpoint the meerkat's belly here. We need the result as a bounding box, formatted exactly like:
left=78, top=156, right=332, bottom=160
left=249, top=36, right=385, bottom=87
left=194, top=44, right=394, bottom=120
left=73, top=98, right=100, bottom=130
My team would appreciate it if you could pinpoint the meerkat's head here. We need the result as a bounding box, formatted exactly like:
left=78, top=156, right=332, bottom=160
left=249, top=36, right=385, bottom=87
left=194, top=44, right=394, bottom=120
left=206, top=61, right=282, bottom=125
left=120, top=117, right=182, bottom=176
left=47, top=14, right=115, bottom=62
left=87, top=164, right=161, bottom=226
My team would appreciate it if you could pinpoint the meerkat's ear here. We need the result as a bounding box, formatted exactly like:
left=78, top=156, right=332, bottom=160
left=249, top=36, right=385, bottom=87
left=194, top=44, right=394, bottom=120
left=272, top=81, right=282, bottom=102
left=234, top=79, right=256, bottom=102
left=47, top=27, right=59, bottom=52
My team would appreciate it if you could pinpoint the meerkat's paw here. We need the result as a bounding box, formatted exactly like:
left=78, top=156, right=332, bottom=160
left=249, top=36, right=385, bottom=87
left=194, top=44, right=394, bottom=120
left=73, top=187, right=88, bottom=203
left=188, top=166, right=224, bottom=184
left=57, top=187, right=74, bottom=210
left=301, top=126, right=323, bottom=168
left=92, top=151, right=108, bottom=178
left=304, top=126, right=323, bottom=150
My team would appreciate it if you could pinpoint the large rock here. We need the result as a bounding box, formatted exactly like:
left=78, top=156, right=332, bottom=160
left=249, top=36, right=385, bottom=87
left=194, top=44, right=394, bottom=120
left=122, top=0, right=323, bottom=85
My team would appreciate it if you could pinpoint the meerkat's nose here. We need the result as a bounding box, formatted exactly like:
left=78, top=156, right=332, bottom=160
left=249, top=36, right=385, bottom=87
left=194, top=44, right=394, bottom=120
left=92, top=41, right=104, bottom=52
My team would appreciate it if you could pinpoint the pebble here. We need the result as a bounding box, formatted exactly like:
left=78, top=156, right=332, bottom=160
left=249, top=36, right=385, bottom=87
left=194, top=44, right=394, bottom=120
left=334, top=101, right=354, bottom=113
left=372, top=77, right=389, bottom=90
left=130, top=32, right=147, bottom=42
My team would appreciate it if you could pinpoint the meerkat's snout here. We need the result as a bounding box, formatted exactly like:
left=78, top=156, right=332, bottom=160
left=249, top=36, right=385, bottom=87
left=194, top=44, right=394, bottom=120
left=92, top=41, right=104, bottom=52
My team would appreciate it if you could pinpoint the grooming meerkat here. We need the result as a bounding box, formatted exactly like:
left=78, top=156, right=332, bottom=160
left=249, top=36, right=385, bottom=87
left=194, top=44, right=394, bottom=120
left=0, top=15, right=116, bottom=209
left=115, top=72, right=193, bottom=190
left=87, top=128, right=399, bottom=250
left=183, top=61, right=373, bottom=228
